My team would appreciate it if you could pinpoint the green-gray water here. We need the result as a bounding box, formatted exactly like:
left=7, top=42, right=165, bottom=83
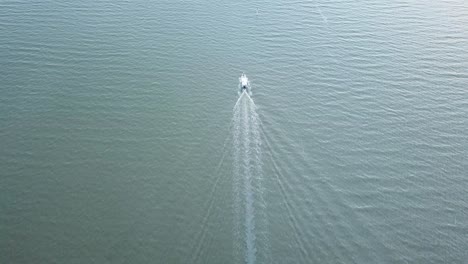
left=1, top=0, right=467, bottom=263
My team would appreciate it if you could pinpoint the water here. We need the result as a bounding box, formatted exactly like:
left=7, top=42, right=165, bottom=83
left=1, top=0, right=468, bottom=263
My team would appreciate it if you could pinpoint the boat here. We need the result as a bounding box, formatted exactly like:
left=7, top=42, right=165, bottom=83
left=239, top=73, right=249, bottom=92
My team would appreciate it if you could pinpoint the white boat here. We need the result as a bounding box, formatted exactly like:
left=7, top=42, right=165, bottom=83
left=239, top=73, right=249, bottom=92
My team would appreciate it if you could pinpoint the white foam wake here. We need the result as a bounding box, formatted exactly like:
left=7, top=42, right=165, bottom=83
left=232, top=91, right=267, bottom=264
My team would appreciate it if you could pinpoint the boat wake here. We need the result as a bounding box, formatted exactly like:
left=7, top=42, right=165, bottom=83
left=232, top=91, right=269, bottom=264
left=187, top=77, right=270, bottom=264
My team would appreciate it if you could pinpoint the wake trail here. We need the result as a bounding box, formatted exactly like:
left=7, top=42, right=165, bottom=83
left=232, top=91, right=268, bottom=264
left=232, top=94, right=243, bottom=263
left=242, top=95, right=256, bottom=264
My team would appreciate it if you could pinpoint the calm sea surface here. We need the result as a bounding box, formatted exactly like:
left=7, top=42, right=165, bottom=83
left=1, top=0, right=468, bottom=263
